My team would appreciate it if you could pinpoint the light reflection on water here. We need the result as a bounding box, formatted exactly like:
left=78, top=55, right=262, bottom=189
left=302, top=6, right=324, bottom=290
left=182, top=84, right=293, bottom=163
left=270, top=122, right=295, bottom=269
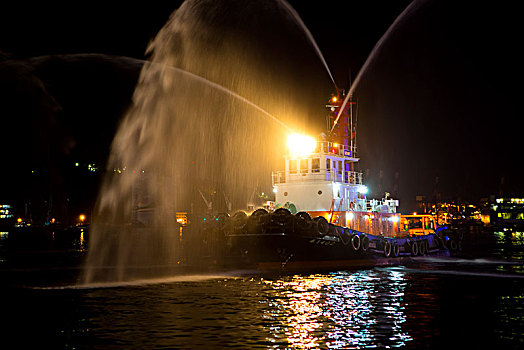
left=494, top=230, right=524, bottom=274
left=3, top=228, right=524, bottom=348
left=262, top=269, right=412, bottom=349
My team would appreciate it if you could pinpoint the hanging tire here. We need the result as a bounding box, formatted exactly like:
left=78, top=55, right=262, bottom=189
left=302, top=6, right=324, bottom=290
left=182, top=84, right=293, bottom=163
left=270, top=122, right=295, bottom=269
left=410, top=241, right=419, bottom=256
left=424, top=240, right=430, bottom=254
left=314, top=216, right=329, bottom=236
left=215, top=213, right=230, bottom=231
left=383, top=240, right=392, bottom=258
left=361, top=235, right=370, bottom=251
left=418, top=240, right=425, bottom=255
left=272, top=211, right=292, bottom=232
left=274, top=208, right=291, bottom=216
left=351, top=234, right=361, bottom=250
left=232, top=212, right=248, bottom=233
left=296, top=211, right=311, bottom=221
left=247, top=212, right=268, bottom=234
left=293, top=216, right=309, bottom=234
left=392, top=243, right=400, bottom=257
left=252, top=208, right=268, bottom=216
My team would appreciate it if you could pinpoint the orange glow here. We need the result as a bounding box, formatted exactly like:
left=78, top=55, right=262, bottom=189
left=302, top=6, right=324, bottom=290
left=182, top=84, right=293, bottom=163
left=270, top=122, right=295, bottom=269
left=79, top=214, right=86, bottom=222
left=17, top=218, right=22, bottom=223
left=176, top=212, right=188, bottom=226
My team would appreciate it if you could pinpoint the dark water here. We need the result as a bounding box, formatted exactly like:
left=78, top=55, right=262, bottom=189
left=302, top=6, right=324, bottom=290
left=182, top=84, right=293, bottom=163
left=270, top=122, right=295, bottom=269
left=1, top=227, right=524, bottom=349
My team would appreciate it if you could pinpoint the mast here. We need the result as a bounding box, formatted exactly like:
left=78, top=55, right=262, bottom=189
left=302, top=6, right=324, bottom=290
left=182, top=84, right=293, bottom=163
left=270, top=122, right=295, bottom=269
left=326, top=90, right=357, bottom=161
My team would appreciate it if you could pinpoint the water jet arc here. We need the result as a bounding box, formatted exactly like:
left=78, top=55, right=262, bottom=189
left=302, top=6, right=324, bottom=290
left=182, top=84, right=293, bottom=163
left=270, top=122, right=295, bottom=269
left=28, top=53, right=291, bottom=132
left=331, top=0, right=422, bottom=132
left=277, top=0, right=337, bottom=88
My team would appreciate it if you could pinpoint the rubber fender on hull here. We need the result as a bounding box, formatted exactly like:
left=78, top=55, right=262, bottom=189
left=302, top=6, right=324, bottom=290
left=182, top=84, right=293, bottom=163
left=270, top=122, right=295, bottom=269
left=313, top=216, right=329, bottom=236
left=410, top=240, right=419, bottom=256
left=361, top=235, right=370, bottom=251
left=274, top=208, right=291, bottom=216
left=295, top=211, right=312, bottom=221
left=215, top=212, right=230, bottom=231
left=351, top=234, right=361, bottom=250
left=392, top=243, right=400, bottom=257
left=383, top=240, right=392, bottom=258
left=293, top=213, right=310, bottom=232
left=232, top=211, right=248, bottom=231
left=418, top=240, right=426, bottom=255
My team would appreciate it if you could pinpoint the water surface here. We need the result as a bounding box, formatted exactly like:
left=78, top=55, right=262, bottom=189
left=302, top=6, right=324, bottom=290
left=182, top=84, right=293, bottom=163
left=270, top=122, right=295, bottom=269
left=2, top=228, right=524, bottom=349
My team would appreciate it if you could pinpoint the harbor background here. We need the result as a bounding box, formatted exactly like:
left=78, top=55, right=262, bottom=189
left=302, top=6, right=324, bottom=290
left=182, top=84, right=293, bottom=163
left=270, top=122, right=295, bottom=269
left=1, top=0, right=523, bottom=348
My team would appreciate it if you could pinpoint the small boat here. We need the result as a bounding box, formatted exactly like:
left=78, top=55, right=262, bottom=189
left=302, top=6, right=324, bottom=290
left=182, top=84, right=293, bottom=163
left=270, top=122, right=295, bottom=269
left=215, top=92, right=462, bottom=270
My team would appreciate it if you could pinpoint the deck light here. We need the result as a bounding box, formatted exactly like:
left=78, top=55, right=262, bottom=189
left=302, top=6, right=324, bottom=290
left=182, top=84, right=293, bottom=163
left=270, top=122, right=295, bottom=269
left=358, top=185, right=368, bottom=194
left=390, top=216, right=400, bottom=223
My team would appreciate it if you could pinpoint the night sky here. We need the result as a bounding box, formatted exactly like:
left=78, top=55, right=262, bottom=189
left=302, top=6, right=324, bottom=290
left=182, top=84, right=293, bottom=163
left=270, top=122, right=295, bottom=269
left=0, top=0, right=521, bottom=217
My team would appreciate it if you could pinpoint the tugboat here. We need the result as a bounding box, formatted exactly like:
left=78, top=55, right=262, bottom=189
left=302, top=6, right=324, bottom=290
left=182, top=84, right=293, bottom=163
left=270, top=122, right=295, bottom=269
left=214, top=92, right=462, bottom=270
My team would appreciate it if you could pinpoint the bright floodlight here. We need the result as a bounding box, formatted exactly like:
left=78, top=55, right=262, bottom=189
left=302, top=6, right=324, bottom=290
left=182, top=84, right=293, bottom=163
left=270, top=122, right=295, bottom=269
left=358, top=185, right=368, bottom=194
left=287, top=134, right=316, bottom=158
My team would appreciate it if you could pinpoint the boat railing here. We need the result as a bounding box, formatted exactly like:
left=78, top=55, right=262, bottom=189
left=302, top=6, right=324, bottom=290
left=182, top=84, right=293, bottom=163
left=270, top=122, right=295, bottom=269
left=366, top=198, right=399, bottom=213
left=272, top=169, right=363, bottom=185
left=332, top=198, right=398, bottom=213
left=314, top=141, right=357, bottom=158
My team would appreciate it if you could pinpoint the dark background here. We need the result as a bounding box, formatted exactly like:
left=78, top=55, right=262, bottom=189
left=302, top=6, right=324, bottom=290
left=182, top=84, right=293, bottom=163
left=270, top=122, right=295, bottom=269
left=0, top=0, right=521, bottom=223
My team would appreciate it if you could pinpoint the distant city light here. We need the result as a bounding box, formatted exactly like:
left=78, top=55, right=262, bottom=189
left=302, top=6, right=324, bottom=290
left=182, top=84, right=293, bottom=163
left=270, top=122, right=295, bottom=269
left=79, top=214, right=86, bottom=222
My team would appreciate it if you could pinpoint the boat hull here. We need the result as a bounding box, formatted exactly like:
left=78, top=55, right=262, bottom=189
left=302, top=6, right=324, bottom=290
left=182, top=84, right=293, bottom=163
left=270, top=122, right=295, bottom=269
left=220, top=211, right=457, bottom=271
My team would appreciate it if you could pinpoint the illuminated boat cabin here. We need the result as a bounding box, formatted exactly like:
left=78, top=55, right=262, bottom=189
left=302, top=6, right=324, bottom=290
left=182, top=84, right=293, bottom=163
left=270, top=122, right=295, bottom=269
left=272, top=94, right=400, bottom=237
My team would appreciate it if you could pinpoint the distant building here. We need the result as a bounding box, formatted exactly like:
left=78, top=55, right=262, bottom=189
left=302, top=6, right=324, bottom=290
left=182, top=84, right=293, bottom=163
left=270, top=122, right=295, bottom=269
left=0, top=203, right=15, bottom=228
left=490, top=198, right=524, bottom=228
left=414, top=196, right=487, bottom=227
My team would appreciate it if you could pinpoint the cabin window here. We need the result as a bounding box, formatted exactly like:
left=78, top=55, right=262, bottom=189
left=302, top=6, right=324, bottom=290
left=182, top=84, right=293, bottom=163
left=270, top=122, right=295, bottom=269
left=289, top=160, right=297, bottom=174
left=312, top=158, right=320, bottom=173
left=300, top=159, right=308, bottom=173
left=326, top=158, right=331, bottom=171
